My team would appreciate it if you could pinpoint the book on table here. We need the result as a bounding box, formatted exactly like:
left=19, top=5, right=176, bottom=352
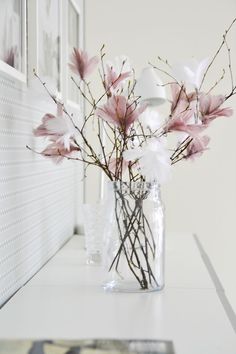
left=0, top=339, right=175, bottom=354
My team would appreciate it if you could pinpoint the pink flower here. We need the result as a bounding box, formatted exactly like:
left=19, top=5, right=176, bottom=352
left=185, top=135, right=210, bottom=160
left=199, top=93, right=233, bottom=124
left=166, top=101, right=206, bottom=137
left=33, top=103, right=77, bottom=150
left=69, top=48, right=99, bottom=80
left=33, top=113, right=56, bottom=137
left=104, top=56, right=132, bottom=92
left=96, top=95, right=145, bottom=132
left=104, top=63, right=131, bottom=92
left=42, top=139, right=80, bottom=164
left=170, top=83, right=196, bottom=114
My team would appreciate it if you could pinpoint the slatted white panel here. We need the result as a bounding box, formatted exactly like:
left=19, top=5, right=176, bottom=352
left=0, top=73, right=77, bottom=306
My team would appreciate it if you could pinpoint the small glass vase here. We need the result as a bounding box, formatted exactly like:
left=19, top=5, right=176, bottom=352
left=103, top=180, right=165, bottom=292
left=82, top=203, right=106, bottom=265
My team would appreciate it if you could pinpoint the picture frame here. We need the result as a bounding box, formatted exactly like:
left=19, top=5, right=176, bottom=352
left=28, top=0, right=62, bottom=95
left=0, top=0, right=27, bottom=83
left=28, top=0, right=84, bottom=104
left=67, top=0, right=80, bottom=104
left=66, top=0, right=84, bottom=107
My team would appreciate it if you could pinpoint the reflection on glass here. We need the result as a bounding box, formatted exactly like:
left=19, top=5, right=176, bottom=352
left=0, top=0, right=23, bottom=71
left=38, top=0, right=61, bottom=92
left=68, top=0, right=80, bottom=103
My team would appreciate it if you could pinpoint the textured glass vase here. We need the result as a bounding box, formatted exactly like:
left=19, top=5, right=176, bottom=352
left=103, top=181, right=165, bottom=292
left=82, top=203, right=106, bottom=265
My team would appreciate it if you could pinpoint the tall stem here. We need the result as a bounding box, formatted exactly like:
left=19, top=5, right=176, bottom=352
left=108, top=182, right=159, bottom=290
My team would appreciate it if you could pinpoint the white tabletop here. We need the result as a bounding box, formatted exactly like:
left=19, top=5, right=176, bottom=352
left=0, top=233, right=235, bottom=354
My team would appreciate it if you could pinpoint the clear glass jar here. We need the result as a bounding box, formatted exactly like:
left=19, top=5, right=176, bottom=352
left=103, top=181, right=165, bottom=292
left=82, top=203, right=106, bottom=265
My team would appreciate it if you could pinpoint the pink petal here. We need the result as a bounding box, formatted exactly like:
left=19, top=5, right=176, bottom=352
left=42, top=141, right=80, bottom=164
left=96, top=95, right=141, bottom=131
left=105, top=65, right=116, bottom=89
left=42, top=113, right=56, bottom=123
left=170, top=83, right=185, bottom=111
left=33, top=114, right=56, bottom=137
left=199, top=94, right=208, bottom=115
left=69, top=48, right=98, bottom=80
left=212, top=107, right=233, bottom=118
left=104, top=64, right=131, bottom=91
left=95, top=101, right=120, bottom=126
left=184, top=124, right=206, bottom=136
left=209, top=95, right=224, bottom=112
left=170, top=84, right=196, bottom=114
left=200, top=93, right=233, bottom=123
left=166, top=114, right=206, bottom=137
left=84, top=56, right=99, bottom=77
left=186, top=135, right=210, bottom=160
left=115, top=95, right=127, bottom=120
left=112, top=71, right=131, bottom=89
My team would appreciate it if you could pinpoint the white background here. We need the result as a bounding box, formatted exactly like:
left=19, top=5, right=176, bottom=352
left=84, top=0, right=236, bottom=312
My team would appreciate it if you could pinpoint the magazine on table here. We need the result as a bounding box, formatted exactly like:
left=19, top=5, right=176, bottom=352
left=0, top=339, right=175, bottom=354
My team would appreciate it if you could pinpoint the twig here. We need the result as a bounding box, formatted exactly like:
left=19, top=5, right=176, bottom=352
left=199, top=17, right=236, bottom=90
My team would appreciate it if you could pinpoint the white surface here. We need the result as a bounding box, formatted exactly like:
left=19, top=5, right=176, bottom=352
left=0, top=233, right=235, bottom=354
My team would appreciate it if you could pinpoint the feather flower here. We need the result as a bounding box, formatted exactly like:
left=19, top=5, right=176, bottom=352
left=165, top=101, right=206, bottom=137
left=123, top=138, right=171, bottom=183
left=170, top=83, right=197, bottom=114
left=33, top=103, right=77, bottom=150
left=139, top=107, right=163, bottom=131
left=172, top=58, right=209, bottom=89
left=185, top=135, right=210, bottom=160
left=69, top=48, right=99, bottom=80
left=96, top=95, right=145, bottom=132
left=42, top=139, right=80, bottom=164
left=104, top=56, right=132, bottom=91
left=199, top=93, right=233, bottom=124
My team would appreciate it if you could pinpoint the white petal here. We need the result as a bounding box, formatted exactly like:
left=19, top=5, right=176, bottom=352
left=172, top=58, right=209, bottom=89
left=46, top=116, right=76, bottom=136
left=134, top=138, right=171, bottom=183
left=139, top=108, right=162, bottom=131
left=195, top=58, right=209, bottom=88
left=123, top=147, right=143, bottom=161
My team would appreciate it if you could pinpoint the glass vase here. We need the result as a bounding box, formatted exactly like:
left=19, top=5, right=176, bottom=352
left=82, top=203, right=106, bottom=265
left=103, top=181, right=165, bottom=292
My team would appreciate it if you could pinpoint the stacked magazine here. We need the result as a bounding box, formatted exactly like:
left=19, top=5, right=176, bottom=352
left=0, top=339, right=175, bottom=354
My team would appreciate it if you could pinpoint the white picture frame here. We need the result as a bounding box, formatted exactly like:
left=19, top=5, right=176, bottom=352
left=65, top=0, right=84, bottom=108
left=28, top=0, right=62, bottom=95
left=67, top=0, right=80, bottom=104
left=0, top=0, right=27, bottom=83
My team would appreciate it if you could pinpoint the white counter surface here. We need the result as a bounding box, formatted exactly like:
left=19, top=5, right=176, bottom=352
left=0, top=233, right=235, bottom=354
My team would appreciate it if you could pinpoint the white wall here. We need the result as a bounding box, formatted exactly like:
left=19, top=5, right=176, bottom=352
left=85, top=0, right=236, bottom=311
left=0, top=0, right=85, bottom=307
left=0, top=73, right=76, bottom=307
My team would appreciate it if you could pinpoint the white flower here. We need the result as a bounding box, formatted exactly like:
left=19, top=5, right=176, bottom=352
left=123, top=138, right=171, bottom=184
left=139, top=108, right=163, bottom=131
left=172, top=58, right=209, bottom=89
